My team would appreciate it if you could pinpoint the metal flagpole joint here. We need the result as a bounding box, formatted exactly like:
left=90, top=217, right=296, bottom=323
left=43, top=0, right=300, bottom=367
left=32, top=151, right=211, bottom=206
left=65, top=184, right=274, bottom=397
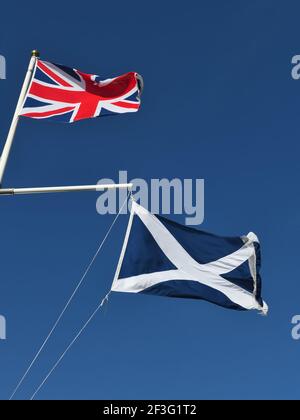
left=0, top=50, right=39, bottom=187
left=0, top=183, right=133, bottom=196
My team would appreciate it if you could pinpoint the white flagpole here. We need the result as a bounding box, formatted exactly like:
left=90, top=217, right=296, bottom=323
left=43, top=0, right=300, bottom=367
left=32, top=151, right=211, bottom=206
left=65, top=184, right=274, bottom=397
left=0, top=183, right=133, bottom=196
left=0, top=50, right=39, bottom=187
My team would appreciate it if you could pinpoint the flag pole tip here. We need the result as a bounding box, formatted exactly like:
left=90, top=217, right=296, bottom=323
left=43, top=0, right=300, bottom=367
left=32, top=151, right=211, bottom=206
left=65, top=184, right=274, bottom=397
left=31, top=50, right=40, bottom=57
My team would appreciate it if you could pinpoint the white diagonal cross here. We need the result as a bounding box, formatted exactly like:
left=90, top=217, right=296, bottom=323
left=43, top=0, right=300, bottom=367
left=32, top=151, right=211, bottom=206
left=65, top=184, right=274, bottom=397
left=112, top=202, right=268, bottom=314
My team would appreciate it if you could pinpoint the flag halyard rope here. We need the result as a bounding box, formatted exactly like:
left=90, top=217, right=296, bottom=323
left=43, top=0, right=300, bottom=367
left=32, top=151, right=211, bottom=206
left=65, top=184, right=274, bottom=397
left=30, top=297, right=106, bottom=400
left=9, top=191, right=130, bottom=400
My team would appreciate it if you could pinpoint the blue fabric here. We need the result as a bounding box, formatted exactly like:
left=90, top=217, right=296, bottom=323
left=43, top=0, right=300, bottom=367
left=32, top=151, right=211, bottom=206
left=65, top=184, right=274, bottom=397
left=142, top=280, right=246, bottom=311
left=157, top=215, right=244, bottom=264
left=23, top=96, right=52, bottom=109
left=54, top=63, right=81, bottom=82
left=34, top=66, right=60, bottom=85
left=119, top=215, right=176, bottom=279
left=117, top=209, right=263, bottom=311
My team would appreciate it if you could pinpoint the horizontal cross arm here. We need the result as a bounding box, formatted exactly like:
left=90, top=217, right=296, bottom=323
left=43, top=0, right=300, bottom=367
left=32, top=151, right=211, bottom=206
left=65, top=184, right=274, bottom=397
left=0, top=183, right=133, bottom=196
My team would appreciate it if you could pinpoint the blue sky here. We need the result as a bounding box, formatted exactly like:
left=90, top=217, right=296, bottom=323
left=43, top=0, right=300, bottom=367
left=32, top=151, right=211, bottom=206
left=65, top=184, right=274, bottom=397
left=0, top=0, right=300, bottom=400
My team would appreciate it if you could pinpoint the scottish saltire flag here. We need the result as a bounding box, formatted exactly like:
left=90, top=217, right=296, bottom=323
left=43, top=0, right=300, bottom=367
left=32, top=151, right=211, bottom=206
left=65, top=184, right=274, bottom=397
left=20, top=60, right=143, bottom=123
left=112, top=202, right=268, bottom=314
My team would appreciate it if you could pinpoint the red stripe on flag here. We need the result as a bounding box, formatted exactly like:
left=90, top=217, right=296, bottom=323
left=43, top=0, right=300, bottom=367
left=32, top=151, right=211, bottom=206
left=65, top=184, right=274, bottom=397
left=112, top=101, right=140, bottom=109
left=22, top=106, right=74, bottom=118
left=38, top=61, right=73, bottom=88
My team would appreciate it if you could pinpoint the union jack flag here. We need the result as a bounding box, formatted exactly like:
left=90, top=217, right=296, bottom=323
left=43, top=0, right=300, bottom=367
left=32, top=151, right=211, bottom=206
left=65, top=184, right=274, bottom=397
left=20, top=60, right=143, bottom=123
